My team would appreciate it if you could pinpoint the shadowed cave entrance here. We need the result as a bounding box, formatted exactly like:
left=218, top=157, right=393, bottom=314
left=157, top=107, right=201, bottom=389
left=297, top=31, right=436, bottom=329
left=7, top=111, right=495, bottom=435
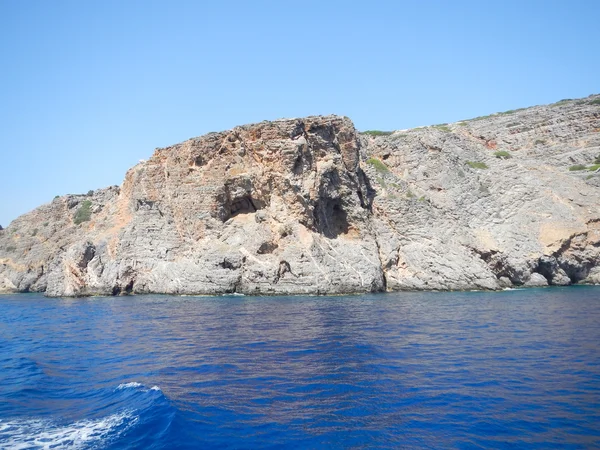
left=112, top=279, right=134, bottom=296
left=313, top=199, right=350, bottom=238
left=221, top=195, right=265, bottom=221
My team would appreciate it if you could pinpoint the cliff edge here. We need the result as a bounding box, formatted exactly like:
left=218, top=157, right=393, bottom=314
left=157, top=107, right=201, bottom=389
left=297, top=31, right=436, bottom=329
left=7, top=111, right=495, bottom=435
left=1, top=96, right=599, bottom=296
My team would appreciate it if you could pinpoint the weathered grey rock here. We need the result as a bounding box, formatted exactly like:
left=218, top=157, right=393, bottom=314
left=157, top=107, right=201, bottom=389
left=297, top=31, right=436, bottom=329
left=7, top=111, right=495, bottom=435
left=1, top=95, right=599, bottom=296
left=497, top=276, right=513, bottom=288
left=362, top=95, right=600, bottom=290
left=524, top=273, right=549, bottom=287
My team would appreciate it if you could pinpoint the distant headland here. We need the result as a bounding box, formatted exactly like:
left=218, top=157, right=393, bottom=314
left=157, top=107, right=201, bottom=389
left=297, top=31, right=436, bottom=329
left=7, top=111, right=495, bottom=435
left=1, top=95, right=600, bottom=296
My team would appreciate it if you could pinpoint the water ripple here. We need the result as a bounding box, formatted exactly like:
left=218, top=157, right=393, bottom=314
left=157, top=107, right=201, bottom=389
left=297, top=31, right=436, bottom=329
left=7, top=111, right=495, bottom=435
left=0, top=287, right=599, bottom=448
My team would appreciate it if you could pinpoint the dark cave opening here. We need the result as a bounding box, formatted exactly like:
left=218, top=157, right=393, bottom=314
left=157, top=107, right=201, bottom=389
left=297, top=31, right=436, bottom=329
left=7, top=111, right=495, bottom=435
left=313, top=199, right=350, bottom=238
left=230, top=196, right=257, bottom=217
left=221, top=195, right=265, bottom=222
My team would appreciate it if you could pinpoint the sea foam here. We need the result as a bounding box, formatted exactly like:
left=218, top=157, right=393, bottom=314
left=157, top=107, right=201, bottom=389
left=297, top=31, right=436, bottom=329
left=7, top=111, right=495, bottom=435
left=116, top=382, right=161, bottom=392
left=116, top=382, right=144, bottom=390
left=0, top=412, right=137, bottom=450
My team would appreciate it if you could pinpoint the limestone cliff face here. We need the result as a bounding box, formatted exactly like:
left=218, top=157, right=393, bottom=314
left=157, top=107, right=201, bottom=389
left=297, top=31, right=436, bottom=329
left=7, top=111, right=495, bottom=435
left=0, top=116, right=384, bottom=296
left=363, top=96, right=600, bottom=290
left=1, top=96, right=599, bottom=296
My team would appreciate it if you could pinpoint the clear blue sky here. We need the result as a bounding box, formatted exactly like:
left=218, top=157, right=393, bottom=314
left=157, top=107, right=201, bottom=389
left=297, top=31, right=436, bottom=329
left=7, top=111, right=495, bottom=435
left=1, top=0, right=598, bottom=226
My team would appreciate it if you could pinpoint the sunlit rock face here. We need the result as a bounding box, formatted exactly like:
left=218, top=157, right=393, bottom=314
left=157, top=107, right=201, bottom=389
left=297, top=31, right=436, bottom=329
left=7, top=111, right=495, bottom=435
left=1, top=96, right=600, bottom=296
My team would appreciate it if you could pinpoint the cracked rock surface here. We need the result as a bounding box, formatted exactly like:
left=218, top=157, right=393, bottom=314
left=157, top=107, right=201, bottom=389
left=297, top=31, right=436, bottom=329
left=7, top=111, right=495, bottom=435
left=1, top=96, right=599, bottom=296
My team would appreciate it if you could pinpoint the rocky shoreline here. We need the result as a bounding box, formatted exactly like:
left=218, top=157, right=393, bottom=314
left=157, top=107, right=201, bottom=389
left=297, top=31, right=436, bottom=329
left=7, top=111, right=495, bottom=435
left=1, top=95, right=599, bottom=297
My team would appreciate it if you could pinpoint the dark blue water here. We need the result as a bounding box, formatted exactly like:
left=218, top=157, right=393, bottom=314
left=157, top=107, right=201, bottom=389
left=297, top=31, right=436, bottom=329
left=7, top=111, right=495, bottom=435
left=1, top=287, right=599, bottom=449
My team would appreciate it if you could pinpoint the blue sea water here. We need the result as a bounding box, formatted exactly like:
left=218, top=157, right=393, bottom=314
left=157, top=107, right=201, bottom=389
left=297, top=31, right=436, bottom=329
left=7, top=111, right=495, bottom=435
left=1, top=287, right=599, bottom=449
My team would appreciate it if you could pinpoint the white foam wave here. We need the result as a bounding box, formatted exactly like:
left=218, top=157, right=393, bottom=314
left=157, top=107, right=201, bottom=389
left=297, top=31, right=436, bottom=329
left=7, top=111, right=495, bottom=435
left=116, top=382, right=144, bottom=390
left=116, top=382, right=161, bottom=392
left=0, top=411, right=137, bottom=450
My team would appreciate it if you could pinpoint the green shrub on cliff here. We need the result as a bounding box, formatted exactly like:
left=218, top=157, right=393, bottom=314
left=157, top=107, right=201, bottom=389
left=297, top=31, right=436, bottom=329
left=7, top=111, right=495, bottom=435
left=467, top=161, right=488, bottom=169
left=361, top=130, right=393, bottom=136
left=367, top=157, right=390, bottom=174
left=552, top=99, right=572, bottom=107
left=569, top=165, right=587, bottom=171
left=569, top=161, right=600, bottom=172
left=433, top=124, right=451, bottom=132
left=74, top=200, right=92, bottom=225
left=471, top=113, right=495, bottom=121
left=494, top=151, right=512, bottom=159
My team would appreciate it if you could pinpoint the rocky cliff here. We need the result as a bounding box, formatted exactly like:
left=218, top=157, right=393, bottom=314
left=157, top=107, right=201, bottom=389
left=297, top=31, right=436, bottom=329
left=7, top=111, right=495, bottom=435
left=1, top=96, right=600, bottom=296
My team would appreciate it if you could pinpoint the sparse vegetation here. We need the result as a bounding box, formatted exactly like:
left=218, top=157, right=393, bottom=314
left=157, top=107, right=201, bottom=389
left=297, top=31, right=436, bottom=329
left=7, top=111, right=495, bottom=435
left=278, top=223, right=293, bottom=238
left=458, top=122, right=468, bottom=127
left=588, top=99, right=600, bottom=105
left=569, top=164, right=587, bottom=171
left=87, top=190, right=94, bottom=196
left=552, top=99, right=573, bottom=107
left=433, top=124, right=451, bottom=132
left=406, top=190, right=415, bottom=199
left=74, top=200, right=93, bottom=225
left=464, top=107, right=527, bottom=122
left=366, top=157, right=390, bottom=174
left=32, top=229, right=38, bottom=236
left=472, top=114, right=493, bottom=121
left=534, top=139, right=546, bottom=145
left=43, top=222, right=49, bottom=227
left=361, top=130, right=393, bottom=137
left=569, top=155, right=600, bottom=172
left=494, top=151, right=512, bottom=159
left=54, top=195, right=60, bottom=199
left=467, top=161, right=489, bottom=169
left=499, top=107, right=526, bottom=115
left=5, top=245, right=16, bottom=252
